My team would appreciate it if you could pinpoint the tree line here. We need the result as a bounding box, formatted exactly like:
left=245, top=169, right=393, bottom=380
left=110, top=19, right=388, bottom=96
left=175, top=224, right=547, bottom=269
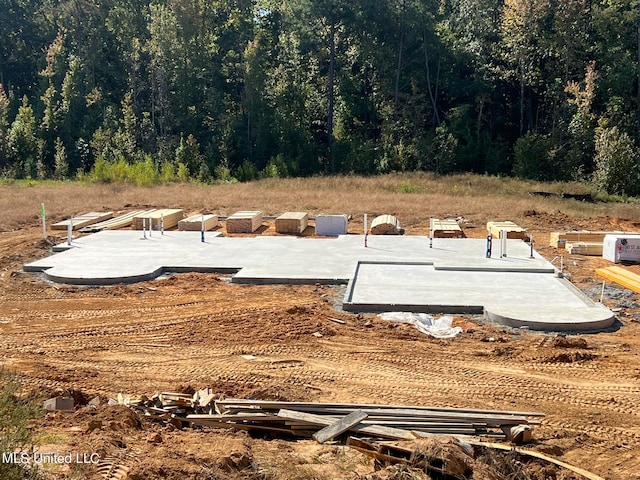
left=1, top=0, right=640, bottom=195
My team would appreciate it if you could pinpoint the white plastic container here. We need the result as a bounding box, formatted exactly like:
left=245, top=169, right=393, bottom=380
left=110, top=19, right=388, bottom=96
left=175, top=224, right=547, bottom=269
left=603, top=234, right=640, bottom=263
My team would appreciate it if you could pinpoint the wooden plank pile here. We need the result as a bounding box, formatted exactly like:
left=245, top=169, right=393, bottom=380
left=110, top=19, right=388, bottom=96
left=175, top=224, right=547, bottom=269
left=596, top=266, right=640, bottom=294
left=275, top=212, right=309, bottom=234
left=52, top=211, right=114, bottom=231
left=79, top=209, right=156, bottom=232
left=132, top=209, right=184, bottom=230
left=550, top=230, right=640, bottom=257
left=431, top=219, right=464, bottom=238
left=370, top=214, right=402, bottom=235
left=226, top=211, right=263, bottom=233
left=178, top=214, right=219, bottom=231
left=486, top=221, right=527, bottom=240
left=125, top=396, right=543, bottom=444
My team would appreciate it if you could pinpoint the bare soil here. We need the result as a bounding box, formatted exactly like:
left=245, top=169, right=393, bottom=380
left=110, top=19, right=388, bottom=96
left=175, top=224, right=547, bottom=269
left=1, top=184, right=640, bottom=479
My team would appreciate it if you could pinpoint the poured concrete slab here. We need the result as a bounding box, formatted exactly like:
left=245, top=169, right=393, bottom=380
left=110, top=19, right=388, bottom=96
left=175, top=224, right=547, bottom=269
left=343, top=262, right=615, bottom=331
left=23, top=231, right=615, bottom=331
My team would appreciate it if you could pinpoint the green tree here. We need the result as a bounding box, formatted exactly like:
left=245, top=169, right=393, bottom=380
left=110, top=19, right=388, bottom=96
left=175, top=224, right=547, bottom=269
left=8, top=96, right=37, bottom=178
left=593, top=125, right=640, bottom=196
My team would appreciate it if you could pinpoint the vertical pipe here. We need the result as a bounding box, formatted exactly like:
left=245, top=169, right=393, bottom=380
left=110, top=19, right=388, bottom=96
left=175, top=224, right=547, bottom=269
left=149, top=217, right=152, bottom=237
left=486, top=233, right=492, bottom=258
left=67, top=217, right=73, bottom=246
left=161, top=213, right=164, bottom=235
left=201, top=214, right=205, bottom=243
left=429, top=217, right=433, bottom=248
left=501, top=229, right=507, bottom=257
left=529, top=233, right=534, bottom=258
left=600, top=281, right=606, bottom=303
left=364, top=213, right=368, bottom=248
left=142, top=218, right=147, bottom=239
left=41, top=203, right=46, bottom=241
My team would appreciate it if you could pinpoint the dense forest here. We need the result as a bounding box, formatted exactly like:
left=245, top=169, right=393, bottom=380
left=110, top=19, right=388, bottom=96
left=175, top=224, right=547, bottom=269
left=1, top=0, right=640, bottom=194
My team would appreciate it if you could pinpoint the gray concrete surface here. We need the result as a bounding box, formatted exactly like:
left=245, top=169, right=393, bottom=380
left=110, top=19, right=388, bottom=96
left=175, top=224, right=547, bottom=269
left=23, top=231, right=616, bottom=331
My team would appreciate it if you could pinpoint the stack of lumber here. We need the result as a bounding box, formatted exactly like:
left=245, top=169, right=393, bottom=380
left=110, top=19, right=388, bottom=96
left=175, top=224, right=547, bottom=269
left=178, top=214, right=219, bottom=231
left=487, top=221, right=526, bottom=240
left=52, top=211, right=114, bottom=231
left=370, top=214, right=402, bottom=235
left=275, top=212, right=309, bottom=234
left=596, top=266, right=640, bottom=294
left=431, top=219, right=464, bottom=238
left=226, top=211, right=263, bottom=233
left=550, top=230, right=640, bottom=257
left=132, top=209, right=183, bottom=230
left=80, top=209, right=156, bottom=232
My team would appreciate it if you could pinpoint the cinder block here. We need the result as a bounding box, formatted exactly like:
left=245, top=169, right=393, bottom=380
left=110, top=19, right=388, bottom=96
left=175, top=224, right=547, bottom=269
left=315, top=214, right=348, bottom=236
left=43, top=396, right=74, bottom=412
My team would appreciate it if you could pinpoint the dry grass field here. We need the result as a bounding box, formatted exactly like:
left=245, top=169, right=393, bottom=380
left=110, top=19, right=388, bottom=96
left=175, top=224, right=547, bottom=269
left=1, top=174, right=640, bottom=480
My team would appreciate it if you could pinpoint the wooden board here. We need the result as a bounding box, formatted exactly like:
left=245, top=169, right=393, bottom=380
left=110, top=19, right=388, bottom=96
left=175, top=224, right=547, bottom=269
left=431, top=219, right=463, bottom=238
left=178, top=214, right=219, bottom=231
left=275, top=212, right=308, bottom=234
left=80, top=209, right=156, bottom=232
left=52, top=211, right=114, bottom=231
left=487, top=221, right=526, bottom=239
left=313, top=410, right=368, bottom=443
left=549, top=230, right=626, bottom=248
left=226, top=211, right=263, bottom=233
left=132, top=209, right=184, bottom=230
left=565, top=242, right=603, bottom=256
left=370, top=215, right=400, bottom=235
left=596, top=266, right=640, bottom=294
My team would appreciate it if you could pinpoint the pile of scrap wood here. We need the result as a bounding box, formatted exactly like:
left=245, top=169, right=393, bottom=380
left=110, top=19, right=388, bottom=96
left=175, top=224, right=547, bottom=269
left=122, top=394, right=543, bottom=445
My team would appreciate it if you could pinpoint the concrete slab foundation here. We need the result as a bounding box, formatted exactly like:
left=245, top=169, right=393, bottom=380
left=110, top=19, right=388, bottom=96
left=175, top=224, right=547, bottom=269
left=23, top=231, right=616, bottom=331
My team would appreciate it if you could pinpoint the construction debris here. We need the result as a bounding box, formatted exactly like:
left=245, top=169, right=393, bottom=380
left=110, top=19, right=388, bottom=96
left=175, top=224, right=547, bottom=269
left=226, top=211, right=263, bottom=233
left=370, top=214, right=403, bottom=235
left=275, top=212, right=309, bottom=234
left=43, top=396, right=75, bottom=413
left=52, top=211, right=114, bottom=231
left=123, top=395, right=543, bottom=445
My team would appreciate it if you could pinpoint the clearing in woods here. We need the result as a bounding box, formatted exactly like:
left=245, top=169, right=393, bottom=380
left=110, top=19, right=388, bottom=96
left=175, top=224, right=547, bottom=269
left=1, top=174, right=640, bottom=479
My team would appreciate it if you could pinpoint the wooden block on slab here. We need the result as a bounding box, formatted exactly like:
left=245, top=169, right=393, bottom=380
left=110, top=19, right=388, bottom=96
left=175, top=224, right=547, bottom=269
left=81, top=209, right=156, bottom=232
left=487, top=221, right=526, bottom=239
left=370, top=215, right=400, bottom=235
left=132, top=209, right=184, bottom=230
left=226, top=211, right=263, bottom=233
left=52, top=211, right=114, bottom=231
left=431, top=219, right=463, bottom=238
left=275, top=212, right=309, bottom=234
left=178, top=214, right=219, bottom=231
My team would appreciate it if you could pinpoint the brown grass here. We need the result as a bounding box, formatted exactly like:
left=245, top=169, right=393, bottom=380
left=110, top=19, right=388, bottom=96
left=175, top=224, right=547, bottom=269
left=1, top=173, right=639, bottom=231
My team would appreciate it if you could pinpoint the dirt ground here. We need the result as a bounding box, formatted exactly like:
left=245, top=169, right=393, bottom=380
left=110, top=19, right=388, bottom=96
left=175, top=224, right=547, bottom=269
left=1, top=208, right=640, bottom=480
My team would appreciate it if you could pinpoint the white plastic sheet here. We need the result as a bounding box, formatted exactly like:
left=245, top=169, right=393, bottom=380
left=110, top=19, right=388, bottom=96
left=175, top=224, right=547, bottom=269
left=377, top=312, right=463, bottom=338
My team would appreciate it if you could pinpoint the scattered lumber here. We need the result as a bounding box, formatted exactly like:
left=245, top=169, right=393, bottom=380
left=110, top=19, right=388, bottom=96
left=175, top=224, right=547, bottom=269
left=52, top=211, right=114, bottom=231
left=275, top=212, right=309, bottom=234
left=226, top=211, right=263, bottom=233
left=549, top=230, right=626, bottom=248
left=178, top=214, right=219, bottom=231
left=431, top=219, right=464, bottom=238
left=124, top=395, right=543, bottom=444
left=80, top=209, right=157, bottom=232
left=486, top=221, right=526, bottom=240
left=370, top=214, right=403, bottom=235
left=596, top=266, right=640, bottom=294
left=132, top=209, right=184, bottom=230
